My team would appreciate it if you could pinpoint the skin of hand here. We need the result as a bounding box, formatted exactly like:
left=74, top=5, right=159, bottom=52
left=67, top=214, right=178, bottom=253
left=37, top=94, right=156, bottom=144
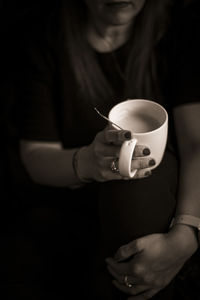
left=77, top=128, right=155, bottom=182
left=106, top=224, right=198, bottom=300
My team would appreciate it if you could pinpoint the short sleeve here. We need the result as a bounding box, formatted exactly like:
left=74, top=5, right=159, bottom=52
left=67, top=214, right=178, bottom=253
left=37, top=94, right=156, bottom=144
left=169, top=4, right=200, bottom=107
left=15, top=22, right=60, bottom=142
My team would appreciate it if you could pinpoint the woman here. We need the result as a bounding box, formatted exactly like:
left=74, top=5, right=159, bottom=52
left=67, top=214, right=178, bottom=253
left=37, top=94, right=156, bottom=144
left=11, top=0, right=200, bottom=299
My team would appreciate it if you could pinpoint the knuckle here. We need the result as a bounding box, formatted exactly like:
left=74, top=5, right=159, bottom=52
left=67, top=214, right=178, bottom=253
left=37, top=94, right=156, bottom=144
left=133, top=145, right=142, bottom=156
left=115, top=244, right=132, bottom=259
left=138, top=159, right=147, bottom=168
left=133, top=169, right=146, bottom=179
left=105, top=130, right=115, bottom=143
left=130, top=239, right=140, bottom=251
left=118, top=245, right=127, bottom=257
left=142, top=169, right=152, bottom=177
left=133, top=264, right=145, bottom=276
left=131, top=159, right=141, bottom=170
left=132, top=171, right=140, bottom=179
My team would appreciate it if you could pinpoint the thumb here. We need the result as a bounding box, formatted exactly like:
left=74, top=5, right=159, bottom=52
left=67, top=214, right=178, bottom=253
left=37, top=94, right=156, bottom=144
left=114, top=239, right=141, bottom=262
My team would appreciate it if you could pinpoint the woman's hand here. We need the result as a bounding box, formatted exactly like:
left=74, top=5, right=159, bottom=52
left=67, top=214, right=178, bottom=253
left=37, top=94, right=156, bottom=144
left=106, top=225, right=198, bottom=299
left=76, top=128, right=155, bottom=182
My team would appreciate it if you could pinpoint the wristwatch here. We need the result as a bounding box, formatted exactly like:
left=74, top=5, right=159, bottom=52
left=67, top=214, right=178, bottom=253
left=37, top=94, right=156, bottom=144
left=170, top=214, right=200, bottom=243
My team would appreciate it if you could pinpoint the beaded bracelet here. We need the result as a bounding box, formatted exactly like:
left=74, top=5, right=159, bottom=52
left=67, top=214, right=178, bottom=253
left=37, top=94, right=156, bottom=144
left=72, top=148, right=92, bottom=185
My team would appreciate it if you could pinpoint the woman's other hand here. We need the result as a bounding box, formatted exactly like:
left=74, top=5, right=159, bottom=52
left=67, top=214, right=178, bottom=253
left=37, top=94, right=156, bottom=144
left=106, top=225, right=198, bottom=299
left=76, top=128, right=155, bottom=182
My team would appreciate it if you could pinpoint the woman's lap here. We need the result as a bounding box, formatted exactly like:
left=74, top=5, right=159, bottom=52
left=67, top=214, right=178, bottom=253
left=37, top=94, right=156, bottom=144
left=97, top=150, right=178, bottom=254
left=5, top=150, right=178, bottom=299
left=94, top=150, right=178, bottom=299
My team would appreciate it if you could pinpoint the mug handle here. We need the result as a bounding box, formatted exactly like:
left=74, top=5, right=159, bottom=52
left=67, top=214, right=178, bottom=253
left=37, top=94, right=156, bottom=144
left=118, top=138, right=138, bottom=178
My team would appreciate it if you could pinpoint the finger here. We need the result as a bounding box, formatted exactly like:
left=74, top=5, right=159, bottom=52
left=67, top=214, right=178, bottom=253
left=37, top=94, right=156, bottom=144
left=127, top=289, right=158, bottom=299
left=106, top=257, right=129, bottom=274
left=104, top=129, right=131, bottom=144
left=114, top=240, right=142, bottom=262
left=102, top=169, right=124, bottom=181
left=132, top=168, right=152, bottom=179
left=108, top=158, right=152, bottom=180
left=133, top=145, right=151, bottom=157
left=106, top=158, right=124, bottom=180
left=107, top=265, right=124, bottom=283
left=103, top=145, right=121, bottom=158
left=112, top=280, right=134, bottom=295
left=112, top=280, right=149, bottom=296
left=106, top=257, right=143, bottom=281
left=131, top=158, right=156, bottom=170
left=107, top=264, right=143, bottom=285
left=104, top=131, right=151, bottom=156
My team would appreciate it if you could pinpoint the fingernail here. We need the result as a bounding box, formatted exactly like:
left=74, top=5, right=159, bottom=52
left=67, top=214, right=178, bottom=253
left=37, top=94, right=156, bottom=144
left=149, top=159, right=156, bottom=166
left=143, top=148, right=150, bottom=156
left=124, top=131, right=131, bottom=140
left=145, top=171, right=151, bottom=177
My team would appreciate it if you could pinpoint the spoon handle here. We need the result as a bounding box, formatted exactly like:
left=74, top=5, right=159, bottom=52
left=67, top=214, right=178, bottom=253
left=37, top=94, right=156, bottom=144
left=94, top=107, right=124, bottom=130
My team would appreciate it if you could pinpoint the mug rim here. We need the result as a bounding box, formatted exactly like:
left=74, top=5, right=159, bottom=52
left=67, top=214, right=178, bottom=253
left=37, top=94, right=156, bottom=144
left=108, top=98, right=168, bottom=135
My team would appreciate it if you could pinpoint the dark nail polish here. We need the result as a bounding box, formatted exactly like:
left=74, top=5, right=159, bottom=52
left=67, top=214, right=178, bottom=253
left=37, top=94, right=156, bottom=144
left=149, top=159, right=156, bottom=166
left=124, top=131, right=131, bottom=139
left=145, top=171, right=151, bottom=177
left=143, top=148, right=150, bottom=156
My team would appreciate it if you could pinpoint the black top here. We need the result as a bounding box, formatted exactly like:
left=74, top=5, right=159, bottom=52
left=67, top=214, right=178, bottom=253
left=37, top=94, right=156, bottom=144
left=11, top=0, right=200, bottom=226
left=15, top=2, right=200, bottom=147
left=10, top=4, right=199, bottom=188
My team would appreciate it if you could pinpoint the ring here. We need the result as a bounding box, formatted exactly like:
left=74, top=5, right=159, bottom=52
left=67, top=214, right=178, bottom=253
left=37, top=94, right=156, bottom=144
left=110, top=158, right=119, bottom=173
left=124, top=275, right=134, bottom=288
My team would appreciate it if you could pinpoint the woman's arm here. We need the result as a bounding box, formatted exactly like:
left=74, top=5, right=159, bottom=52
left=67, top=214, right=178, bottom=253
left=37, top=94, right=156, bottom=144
left=173, top=102, right=200, bottom=217
left=20, top=140, right=82, bottom=188
left=20, top=130, right=153, bottom=189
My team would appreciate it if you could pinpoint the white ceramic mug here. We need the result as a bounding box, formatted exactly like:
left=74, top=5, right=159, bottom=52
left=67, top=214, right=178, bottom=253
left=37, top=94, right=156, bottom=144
left=108, top=99, right=168, bottom=177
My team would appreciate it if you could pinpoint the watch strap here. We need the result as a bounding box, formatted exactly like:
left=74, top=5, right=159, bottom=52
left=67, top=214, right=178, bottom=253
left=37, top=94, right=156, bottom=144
left=171, top=214, right=200, bottom=230
left=170, top=214, right=200, bottom=243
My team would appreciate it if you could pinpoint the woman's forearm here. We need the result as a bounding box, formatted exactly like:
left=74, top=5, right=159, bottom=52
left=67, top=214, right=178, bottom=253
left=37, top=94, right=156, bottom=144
left=173, top=103, right=200, bottom=218
left=171, top=104, right=200, bottom=249
left=175, top=150, right=200, bottom=217
left=20, top=140, right=83, bottom=189
left=169, top=150, right=200, bottom=255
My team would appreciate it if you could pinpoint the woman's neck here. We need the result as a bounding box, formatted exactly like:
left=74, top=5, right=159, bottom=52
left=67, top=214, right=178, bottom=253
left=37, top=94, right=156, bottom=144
left=86, top=20, right=133, bottom=53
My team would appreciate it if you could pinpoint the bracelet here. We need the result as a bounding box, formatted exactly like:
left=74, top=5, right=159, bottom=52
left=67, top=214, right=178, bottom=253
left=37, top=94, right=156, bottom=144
left=72, top=148, right=92, bottom=185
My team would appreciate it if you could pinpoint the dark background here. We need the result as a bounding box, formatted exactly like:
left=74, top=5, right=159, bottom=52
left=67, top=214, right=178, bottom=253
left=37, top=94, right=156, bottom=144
left=0, top=0, right=200, bottom=299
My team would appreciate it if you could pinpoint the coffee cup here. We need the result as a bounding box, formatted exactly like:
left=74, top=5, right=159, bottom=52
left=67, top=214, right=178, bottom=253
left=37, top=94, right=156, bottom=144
left=108, top=99, right=168, bottom=177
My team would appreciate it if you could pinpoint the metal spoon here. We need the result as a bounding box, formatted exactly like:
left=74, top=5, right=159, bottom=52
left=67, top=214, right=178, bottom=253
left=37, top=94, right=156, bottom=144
left=94, top=107, right=124, bottom=130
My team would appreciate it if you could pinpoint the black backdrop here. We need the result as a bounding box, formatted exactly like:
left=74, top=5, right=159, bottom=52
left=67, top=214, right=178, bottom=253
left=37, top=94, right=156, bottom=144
left=0, top=1, right=200, bottom=299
